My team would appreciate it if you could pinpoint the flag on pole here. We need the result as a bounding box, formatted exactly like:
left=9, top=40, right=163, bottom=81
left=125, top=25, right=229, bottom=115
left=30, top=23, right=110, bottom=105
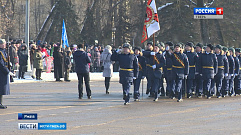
left=62, top=19, right=69, bottom=48
left=141, top=0, right=160, bottom=43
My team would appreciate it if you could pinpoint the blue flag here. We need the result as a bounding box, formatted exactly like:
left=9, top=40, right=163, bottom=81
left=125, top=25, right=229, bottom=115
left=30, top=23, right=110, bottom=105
left=62, top=19, right=69, bottom=48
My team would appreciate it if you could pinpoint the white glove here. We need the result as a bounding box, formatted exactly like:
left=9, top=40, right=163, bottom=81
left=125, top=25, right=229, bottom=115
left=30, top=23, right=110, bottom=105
left=185, top=75, right=188, bottom=79
left=152, top=65, right=156, bottom=69
left=166, top=46, right=169, bottom=51
left=225, top=73, right=228, bottom=77
left=133, top=77, right=137, bottom=80
left=200, top=74, right=202, bottom=76
left=231, top=74, right=234, bottom=77
left=235, top=73, right=238, bottom=76
left=117, top=49, right=122, bottom=53
left=9, top=72, right=14, bottom=76
left=150, top=52, right=155, bottom=56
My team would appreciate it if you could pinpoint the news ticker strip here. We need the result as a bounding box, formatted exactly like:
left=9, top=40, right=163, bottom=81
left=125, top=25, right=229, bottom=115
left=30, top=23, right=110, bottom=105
left=18, top=123, right=67, bottom=130
left=194, top=15, right=223, bottom=19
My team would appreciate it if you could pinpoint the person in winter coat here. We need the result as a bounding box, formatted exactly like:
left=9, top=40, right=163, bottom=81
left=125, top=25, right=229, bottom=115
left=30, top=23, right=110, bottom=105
left=0, top=39, right=14, bottom=109
left=9, top=42, right=18, bottom=71
left=30, top=44, right=37, bottom=79
left=93, top=47, right=101, bottom=72
left=33, top=46, right=44, bottom=80
left=100, top=45, right=113, bottom=94
left=73, top=44, right=92, bottom=99
left=53, top=45, right=65, bottom=81
left=64, top=51, right=72, bottom=82
left=17, top=44, right=28, bottom=79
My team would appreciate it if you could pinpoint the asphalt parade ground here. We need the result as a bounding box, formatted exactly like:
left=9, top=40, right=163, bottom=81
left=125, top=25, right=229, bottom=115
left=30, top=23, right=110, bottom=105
left=1, top=79, right=241, bottom=135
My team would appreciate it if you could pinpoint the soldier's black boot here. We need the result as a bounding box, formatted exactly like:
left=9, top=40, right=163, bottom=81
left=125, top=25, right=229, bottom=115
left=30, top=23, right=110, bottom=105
left=187, top=93, right=192, bottom=99
left=177, top=92, right=183, bottom=102
left=169, top=91, right=175, bottom=99
left=217, top=92, right=222, bottom=98
left=207, top=91, right=211, bottom=99
left=123, top=94, right=130, bottom=105
left=146, top=89, right=150, bottom=95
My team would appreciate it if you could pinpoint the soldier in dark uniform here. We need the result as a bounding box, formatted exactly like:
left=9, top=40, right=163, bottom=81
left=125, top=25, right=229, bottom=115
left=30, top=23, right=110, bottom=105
left=167, top=43, right=189, bottom=102
left=184, top=42, right=199, bottom=98
left=211, top=45, right=228, bottom=98
left=0, top=39, right=13, bottom=109
left=195, top=43, right=203, bottom=97
left=133, top=47, right=146, bottom=101
left=198, top=44, right=218, bottom=99
left=158, top=42, right=166, bottom=96
left=163, top=44, right=175, bottom=99
left=228, top=48, right=239, bottom=96
left=143, top=44, right=165, bottom=101
left=143, top=41, right=154, bottom=96
left=111, top=43, right=139, bottom=105
left=222, top=47, right=234, bottom=97
left=234, top=48, right=241, bottom=96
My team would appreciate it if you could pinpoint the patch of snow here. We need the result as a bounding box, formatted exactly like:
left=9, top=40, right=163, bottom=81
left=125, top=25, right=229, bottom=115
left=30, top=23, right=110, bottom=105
left=158, top=3, right=173, bottom=11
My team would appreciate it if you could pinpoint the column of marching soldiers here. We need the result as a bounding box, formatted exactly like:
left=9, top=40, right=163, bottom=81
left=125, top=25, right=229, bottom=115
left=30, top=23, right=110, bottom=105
left=111, top=41, right=241, bottom=105
left=2, top=38, right=241, bottom=106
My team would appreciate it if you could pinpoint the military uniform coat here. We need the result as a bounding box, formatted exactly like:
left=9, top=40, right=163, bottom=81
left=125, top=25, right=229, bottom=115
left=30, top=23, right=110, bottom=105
left=111, top=51, right=139, bottom=84
left=143, top=51, right=165, bottom=79
left=168, top=52, right=189, bottom=79
left=215, top=54, right=229, bottom=79
left=198, top=52, right=218, bottom=80
left=184, top=51, right=198, bottom=79
left=163, top=51, right=174, bottom=81
left=0, top=48, right=10, bottom=95
left=137, top=55, right=147, bottom=79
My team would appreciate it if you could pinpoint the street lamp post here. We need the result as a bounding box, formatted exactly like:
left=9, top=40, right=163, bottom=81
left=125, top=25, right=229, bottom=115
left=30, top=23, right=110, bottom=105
left=112, top=28, right=116, bottom=47
left=25, top=0, right=31, bottom=71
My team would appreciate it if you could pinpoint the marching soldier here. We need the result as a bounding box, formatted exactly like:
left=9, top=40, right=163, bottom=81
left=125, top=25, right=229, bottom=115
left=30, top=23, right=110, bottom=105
left=234, top=48, right=241, bottom=96
left=143, top=41, right=153, bottom=96
left=158, top=42, right=166, bottom=96
left=195, top=43, right=204, bottom=97
left=163, top=43, right=175, bottom=99
left=198, top=44, right=218, bottom=99
left=143, top=44, right=165, bottom=101
left=211, top=45, right=229, bottom=98
left=222, top=47, right=234, bottom=97
left=111, top=43, right=139, bottom=105
left=0, top=39, right=13, bottom=109
left=184, top=42, right=199, bottom=98
left=229, top=48, right=239, bottom=96
left=133, top=47, right=146, bottom=101
left=167, top=43, right=189, bottom=102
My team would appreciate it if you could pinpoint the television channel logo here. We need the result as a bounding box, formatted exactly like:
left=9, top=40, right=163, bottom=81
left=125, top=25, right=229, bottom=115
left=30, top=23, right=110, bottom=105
left=194, top=7, right=223, bottom=19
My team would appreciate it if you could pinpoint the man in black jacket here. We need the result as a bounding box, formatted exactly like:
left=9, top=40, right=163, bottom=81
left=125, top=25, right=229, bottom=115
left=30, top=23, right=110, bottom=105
left=73, top=44, right=92, bottom=99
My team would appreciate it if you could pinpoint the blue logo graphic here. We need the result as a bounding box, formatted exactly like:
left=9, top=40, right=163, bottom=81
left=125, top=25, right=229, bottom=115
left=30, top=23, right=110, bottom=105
left=194, top=8, right=216, bottom=15
left=38, top=123, right=67, bottom=130
left=18, top=113, right=37, bottom=120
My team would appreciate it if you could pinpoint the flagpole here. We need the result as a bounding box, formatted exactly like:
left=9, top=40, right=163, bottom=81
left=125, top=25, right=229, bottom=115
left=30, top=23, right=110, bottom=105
left=153, top=34, right=155, bottom=65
